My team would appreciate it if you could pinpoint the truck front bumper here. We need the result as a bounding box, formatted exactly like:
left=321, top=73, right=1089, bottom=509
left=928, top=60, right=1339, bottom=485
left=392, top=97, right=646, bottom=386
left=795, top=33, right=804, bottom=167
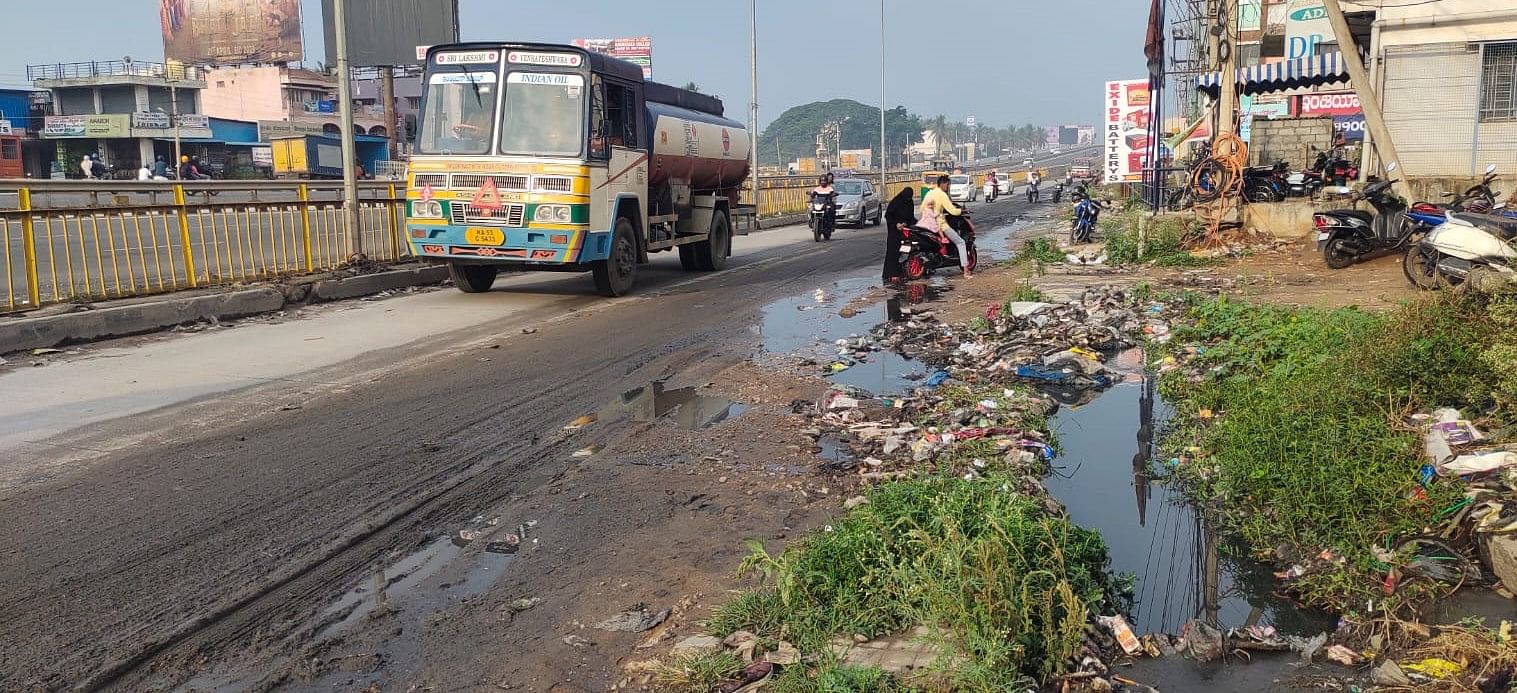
left=408, top=224, right=608, bottom=265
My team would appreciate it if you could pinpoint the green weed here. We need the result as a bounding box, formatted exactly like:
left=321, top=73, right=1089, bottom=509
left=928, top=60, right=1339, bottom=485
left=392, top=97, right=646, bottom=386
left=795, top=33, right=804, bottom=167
left=1016, top=237, right=1065, bottom=265
left=1007, top=278, right=1046, bottom=304
left=1101, top=210, right=1215, bottom=267
left=654, top=651, right=744, bottom=692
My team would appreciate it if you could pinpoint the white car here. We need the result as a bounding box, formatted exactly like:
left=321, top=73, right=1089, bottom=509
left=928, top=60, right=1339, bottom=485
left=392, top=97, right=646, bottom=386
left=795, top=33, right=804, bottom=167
left=1022, top=157, right=1035, bottom=167
left=948, top=174, right=977, bottom=202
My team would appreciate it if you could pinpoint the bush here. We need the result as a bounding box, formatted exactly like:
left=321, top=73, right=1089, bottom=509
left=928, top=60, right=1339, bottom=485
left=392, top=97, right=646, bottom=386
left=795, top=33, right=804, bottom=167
left=1102, top=210, right=1213, bottom=267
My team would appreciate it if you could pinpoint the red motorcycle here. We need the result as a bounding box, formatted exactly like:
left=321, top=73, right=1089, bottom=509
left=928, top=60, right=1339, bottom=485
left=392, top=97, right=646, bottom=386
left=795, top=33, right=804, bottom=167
left=899, top=210, right=977, bottom=280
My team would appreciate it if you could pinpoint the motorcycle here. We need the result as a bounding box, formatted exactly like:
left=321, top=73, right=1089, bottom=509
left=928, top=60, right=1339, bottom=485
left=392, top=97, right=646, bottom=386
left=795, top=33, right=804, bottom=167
left=1315, top=177, right=1434, bottom=269
left=1242, top=161, right=1288, bottom=203
left=1404, top=208, right=1517, bottom=292
left=899, top=209, right=977, bottom=280
left=1287, top=150, right=1330, bottom=198
left=808, top=191, right=837, bottom=242
left=1071, top=194, right=1101, bottom=244
left=1051, top=182, right=1065, bottom=203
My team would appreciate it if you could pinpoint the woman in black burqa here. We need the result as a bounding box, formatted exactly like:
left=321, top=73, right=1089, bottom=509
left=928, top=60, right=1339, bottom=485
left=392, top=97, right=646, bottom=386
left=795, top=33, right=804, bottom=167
left=882, top=187, right=916, bottom=283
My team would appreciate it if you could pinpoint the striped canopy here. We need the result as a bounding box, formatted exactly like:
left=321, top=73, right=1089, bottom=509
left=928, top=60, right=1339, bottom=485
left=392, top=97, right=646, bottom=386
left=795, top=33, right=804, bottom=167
left=1197, top=52, right=1350, bottom=96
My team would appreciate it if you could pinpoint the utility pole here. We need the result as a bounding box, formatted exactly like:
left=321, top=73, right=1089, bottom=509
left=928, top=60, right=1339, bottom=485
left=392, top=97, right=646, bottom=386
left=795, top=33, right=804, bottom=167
left=1322, top=0, right=1410, bottom=200
left=333, top=0, right=363, bottom=258
left=1205, top=0, right=1222, bottom=137
left=169, top=80, right=183, bottom=168
left=1216, top=0, right=1238, bottom=139
left=381, top=66, right=398, bottom=160
left=749, top=0, right=759, bottom=212
left=879, top=0, right=887, bottom=193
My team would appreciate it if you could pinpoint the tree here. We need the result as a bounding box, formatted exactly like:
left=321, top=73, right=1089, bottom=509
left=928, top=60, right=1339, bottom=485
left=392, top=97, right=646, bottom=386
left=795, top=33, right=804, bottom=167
left=682, top=82, right=702, bottom=93
left=928, top=115, right=950, bottom=158
left=758, top=99, right=924, bottom=168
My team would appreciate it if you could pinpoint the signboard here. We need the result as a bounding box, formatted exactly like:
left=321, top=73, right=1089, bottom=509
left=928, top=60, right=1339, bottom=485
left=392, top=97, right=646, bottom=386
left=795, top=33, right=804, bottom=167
left=1333, top=114, right=1366, bottom=141
left=437, top=50, right=501, bottom=65
left=43, top=114, right=131, bottom=138
left=160, top=0, right=303, bottom=65
left=322, top=0, right=459, bottom=67
left=1045, top=126, right=1060, bottom=145
left=0, top=119, right=14, bottom=136
left=571, top=37, right=653, bottom=79
left=177, top=114, right=210, bottom=129
left=251, top=146, right=274, bottom=166
left=1299, top=91, right=1361, bottom=116
left=1103, top=79, right=1150, bottom=183
left=258, top=119, right=328, bottom=140
left=966, top=115, right=977, bottom=127
left=133, top=112, right=172, bottom=129
left=1077, top=125, right=1095, bottom=145
left=839, top=149, right=872, bottom=169
left=1284, top=1, right=1330, bottom=59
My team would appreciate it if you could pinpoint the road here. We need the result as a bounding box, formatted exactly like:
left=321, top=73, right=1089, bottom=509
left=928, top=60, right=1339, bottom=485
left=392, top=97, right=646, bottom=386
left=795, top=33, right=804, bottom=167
left=0, top=192, right=1054, bottom=690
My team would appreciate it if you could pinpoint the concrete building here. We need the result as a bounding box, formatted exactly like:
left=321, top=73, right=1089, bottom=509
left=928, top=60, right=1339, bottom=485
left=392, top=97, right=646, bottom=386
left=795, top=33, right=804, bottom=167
left=28, top=60, right=212, bottom=177
left=200, top=65, right=388, bottom=144
left=352, top=73, right=420, bottom=146
left=0, top=88, right=48, bottom=177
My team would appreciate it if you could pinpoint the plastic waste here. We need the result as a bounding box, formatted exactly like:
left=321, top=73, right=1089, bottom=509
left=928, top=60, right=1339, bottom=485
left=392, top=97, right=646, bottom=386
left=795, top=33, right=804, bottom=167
left=1443, top=450, right=1517, bottom=476
left=1401, top=658, right=1463, bottom=679
left=1099, top=615, right=1142, bottom=655
left=923, top=370, right=951, bottom=387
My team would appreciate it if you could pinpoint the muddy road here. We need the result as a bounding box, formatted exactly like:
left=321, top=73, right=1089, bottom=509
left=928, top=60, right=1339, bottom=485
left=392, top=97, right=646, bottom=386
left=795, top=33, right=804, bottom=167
left=0, top=196, right=1048, bottom=691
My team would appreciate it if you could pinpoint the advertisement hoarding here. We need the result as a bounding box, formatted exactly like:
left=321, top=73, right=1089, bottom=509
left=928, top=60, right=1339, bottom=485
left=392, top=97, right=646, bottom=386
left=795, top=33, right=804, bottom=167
left=161, top=0, right=303, bottom=65
left=1104, top=79, right=1150, bottom=183
left=1077, top=125, right=1095, bottom=145
left=572, top=37, right=653, bottom=79
left=43, top=114, right=130, bottom=139
left=1044, top=126, right=1060, bottom=146
left=1299, top=91, right=1361, bottom=117
left=839, top=149, right=872, bottom=170
left=1333, top=114, right=1366, bottom=141
left=322, top=0, right=459, bottom=67
left=1283, top=1, right=1330, bottom=60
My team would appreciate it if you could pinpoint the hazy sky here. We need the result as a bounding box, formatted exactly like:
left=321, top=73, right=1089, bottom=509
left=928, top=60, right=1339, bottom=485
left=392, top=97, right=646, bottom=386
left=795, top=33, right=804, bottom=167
left=0, top=0, right=1148, bottom=129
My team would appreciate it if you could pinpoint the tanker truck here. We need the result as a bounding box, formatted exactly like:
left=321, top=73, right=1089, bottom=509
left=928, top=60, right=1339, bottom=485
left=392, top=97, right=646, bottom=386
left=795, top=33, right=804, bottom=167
left=405, top=42, right=753, bottom=297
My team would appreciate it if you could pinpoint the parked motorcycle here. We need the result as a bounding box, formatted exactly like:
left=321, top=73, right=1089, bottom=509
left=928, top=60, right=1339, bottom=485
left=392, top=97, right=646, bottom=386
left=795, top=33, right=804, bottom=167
left=1071, top=192, right=1102, bottom=244
left=1315, top=177, right=1434, bottom=269
left=899, top=210, right=978, bottom=280
left=1242, top=162, right=1288, bottom=203
left=1404, top=209, right=1517, bottom=292
left=1287, top=150, right=1330, bottom=198
left=809, top=190, right=837, bottom=242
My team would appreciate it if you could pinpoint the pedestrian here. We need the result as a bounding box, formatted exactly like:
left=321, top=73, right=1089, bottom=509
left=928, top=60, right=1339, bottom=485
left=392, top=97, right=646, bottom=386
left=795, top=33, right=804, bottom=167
left=79, top=154, right=94, bottom=179
left=138, top=162, right=153, bottom=180
left=882, top=187, right=915, bottom=284
left=152, top=155, right=168, bottom=179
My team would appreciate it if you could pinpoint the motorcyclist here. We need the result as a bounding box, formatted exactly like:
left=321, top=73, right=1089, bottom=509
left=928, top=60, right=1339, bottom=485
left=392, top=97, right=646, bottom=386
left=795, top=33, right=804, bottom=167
left=810, top=174, right=837, bottom=235
left=919, top=174, right=972, bottom=279
left=1026, top=170, right=1041, bottom=203
left=986, top=169, right=1000, bottom=202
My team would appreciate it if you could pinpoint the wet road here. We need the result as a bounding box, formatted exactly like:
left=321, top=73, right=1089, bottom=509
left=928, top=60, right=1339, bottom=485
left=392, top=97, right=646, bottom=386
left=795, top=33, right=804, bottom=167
left=0, top=195, right=1049, bottom=689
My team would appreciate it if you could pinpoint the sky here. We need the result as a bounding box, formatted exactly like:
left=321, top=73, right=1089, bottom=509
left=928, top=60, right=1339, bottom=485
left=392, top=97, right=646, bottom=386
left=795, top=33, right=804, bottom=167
left=0, top=0, right=1149, bottom=130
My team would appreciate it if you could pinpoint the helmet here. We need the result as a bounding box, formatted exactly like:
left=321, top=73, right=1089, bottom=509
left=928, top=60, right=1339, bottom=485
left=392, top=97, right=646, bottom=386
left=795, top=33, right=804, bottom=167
left=180, top=155, right=190, bottom=163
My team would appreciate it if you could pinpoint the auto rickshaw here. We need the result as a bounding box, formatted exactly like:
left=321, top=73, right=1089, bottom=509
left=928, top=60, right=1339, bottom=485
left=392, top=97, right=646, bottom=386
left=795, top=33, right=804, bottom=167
left=919, top=170, right=949, bottom=199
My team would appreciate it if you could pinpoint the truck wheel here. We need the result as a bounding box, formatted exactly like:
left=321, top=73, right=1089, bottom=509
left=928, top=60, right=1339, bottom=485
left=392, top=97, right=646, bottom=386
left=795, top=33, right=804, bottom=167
left=693, top=210, right=730, bottom=271
left=449, top=263, right=498, bottom=293
left=678, top=245, right=699, bottom=271
left=593, top=217, right=638, bottom=296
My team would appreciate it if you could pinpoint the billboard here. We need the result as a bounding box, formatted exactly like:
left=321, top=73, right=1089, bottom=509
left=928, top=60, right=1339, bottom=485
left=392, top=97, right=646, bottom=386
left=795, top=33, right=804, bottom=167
left=161, top=0, right=303, bottom=65
left=1044, top=126, right=1060, bottom=146
left=572, top=37, right=653, bottom=79
left=322, top=0, right=459, bottom=67
left=1104, top=79, right=1150, bottom=183
left=839, top=149, right=872, bottom=169
left=1299, top=91, right=1361, bottom=117
left=1284, top=1, right=1330, bottom=59
left=1077, top=125, right=1095, bottom=145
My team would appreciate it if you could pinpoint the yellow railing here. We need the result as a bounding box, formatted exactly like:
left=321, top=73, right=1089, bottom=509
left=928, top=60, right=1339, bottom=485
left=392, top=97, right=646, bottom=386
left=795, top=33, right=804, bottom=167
left=1, top=181, right=407, bottom=311
left=749, top=165, right=1064, bottom=217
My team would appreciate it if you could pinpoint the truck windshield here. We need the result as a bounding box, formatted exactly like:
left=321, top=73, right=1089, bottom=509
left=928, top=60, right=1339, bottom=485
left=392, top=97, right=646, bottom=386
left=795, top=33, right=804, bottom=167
left=499, top=72, right=585, bottom=157
left=417, top=72, right=498, bottom=155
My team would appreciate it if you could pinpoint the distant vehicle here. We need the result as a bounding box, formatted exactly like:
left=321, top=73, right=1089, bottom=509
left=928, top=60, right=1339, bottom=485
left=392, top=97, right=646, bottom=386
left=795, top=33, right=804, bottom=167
left=1050, top=148, right=1062, bottom=155
left=983, top=173, right=1011, bottom=201
left=833, top=178, right=882, bottom=227
left=1069, top=157, right=1096, bottom=184
left=948, top=174, right=977, bottom=203
left=1022, top=157, right=1035, bottom=167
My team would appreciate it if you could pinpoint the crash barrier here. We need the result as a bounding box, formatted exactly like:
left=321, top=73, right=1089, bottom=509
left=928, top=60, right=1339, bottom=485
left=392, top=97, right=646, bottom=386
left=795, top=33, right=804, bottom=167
left=0, top=181, right=407, bottom=311
left=749, top=166, right=1067, bottom=218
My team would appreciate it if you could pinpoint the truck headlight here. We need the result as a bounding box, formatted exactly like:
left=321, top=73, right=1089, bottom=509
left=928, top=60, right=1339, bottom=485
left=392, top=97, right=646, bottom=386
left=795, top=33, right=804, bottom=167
left=411, top=200, right=443, bottom=219
left=534, top=204, right=571, bottom=223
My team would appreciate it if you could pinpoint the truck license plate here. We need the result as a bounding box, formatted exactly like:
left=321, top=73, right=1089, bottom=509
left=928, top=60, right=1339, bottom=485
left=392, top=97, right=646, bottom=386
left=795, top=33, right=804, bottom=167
left=466, top=227, right=505, bottom=246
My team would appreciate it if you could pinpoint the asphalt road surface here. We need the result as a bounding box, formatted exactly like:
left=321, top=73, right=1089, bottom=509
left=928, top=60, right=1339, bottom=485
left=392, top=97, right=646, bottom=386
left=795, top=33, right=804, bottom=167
left=0, top=192, right=1053, bottom=690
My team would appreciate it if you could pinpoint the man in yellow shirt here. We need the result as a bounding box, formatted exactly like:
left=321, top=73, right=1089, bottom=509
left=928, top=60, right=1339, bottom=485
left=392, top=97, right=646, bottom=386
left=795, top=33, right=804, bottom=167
left=919, top=175, right=972, bottom=278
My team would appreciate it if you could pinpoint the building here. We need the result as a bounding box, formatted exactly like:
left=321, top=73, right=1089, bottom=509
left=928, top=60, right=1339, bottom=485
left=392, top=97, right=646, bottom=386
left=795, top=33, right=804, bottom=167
left=28, top=60, right=212, bottom=177
left=199, top=65, right=388, bottom=145
left=0, top=88, right=48, bottom=177
left=352, top=73, right=420, bottom=146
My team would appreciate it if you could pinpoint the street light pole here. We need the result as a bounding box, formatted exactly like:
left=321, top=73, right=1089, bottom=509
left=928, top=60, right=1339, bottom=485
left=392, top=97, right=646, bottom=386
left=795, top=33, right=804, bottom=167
left=169, top=80, right=182, bottom=168
left=333, top=0, right=364, bottom=258
left=879, top=0, right=887, bottom=194
left=749, top=0, right=759, bottom=213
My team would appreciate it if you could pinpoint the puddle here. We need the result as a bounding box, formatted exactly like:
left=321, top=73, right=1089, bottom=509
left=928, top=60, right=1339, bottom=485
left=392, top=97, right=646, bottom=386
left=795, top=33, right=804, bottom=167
left=757, top=277, right=946, bottom=395
left=601, top=381, right=747, bottom=430
left=981, top=218, right=1032, bottom=262
left=1046, top=373, right=1336, bottom=636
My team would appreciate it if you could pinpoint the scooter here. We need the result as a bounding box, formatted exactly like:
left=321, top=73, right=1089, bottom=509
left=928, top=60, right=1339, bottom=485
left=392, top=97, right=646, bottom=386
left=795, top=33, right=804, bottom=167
left=1051, top=182, right=1064, bottom=203
left=1315, top=177, right=1434, bottom=269
left=1287, top=150, right=1330, bottom=198
left=899, top=210, right=977, bottom=280
left=809, top=191, right=836, bottom=242
left=1404, top=208, right=1517, bottom=292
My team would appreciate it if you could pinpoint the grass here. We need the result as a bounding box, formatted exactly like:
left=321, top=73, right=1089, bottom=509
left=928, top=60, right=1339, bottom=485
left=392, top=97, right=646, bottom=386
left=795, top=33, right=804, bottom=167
left=1016, top=237, right=1065, bottom=265
left=1007, top=278, right=1046, bottom=304
left=1101, top=209, right=1219, bottom=268
left=1156, top=292, right=1517, bottom=611
left=654, top=651, right=744, bottom=692
left=726, top=468, right=1121, bottom=690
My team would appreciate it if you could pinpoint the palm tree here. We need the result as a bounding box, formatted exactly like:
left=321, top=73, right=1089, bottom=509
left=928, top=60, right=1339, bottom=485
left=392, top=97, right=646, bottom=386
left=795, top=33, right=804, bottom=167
left=929, top=115, right=950, bottom=158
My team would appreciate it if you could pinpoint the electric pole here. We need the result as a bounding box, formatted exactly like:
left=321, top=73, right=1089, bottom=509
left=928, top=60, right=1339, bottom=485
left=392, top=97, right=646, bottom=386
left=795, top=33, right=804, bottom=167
left=333, top=0, right=363, bottom=258
left=1321, top=0, right=1409, bottom=200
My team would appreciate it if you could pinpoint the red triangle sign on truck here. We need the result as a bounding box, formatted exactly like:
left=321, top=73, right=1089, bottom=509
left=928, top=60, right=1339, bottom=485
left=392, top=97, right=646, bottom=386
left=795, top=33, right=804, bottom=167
left=471, top=176, right=503, bottom=211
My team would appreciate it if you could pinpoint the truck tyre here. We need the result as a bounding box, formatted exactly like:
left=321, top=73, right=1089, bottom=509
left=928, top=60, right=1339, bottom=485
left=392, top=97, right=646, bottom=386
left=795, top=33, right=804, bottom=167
left=693, top=210, right=730, bottom=271
left=593, top=217, right=639, bottom=297
left=449, top=263, right=498, bottom=293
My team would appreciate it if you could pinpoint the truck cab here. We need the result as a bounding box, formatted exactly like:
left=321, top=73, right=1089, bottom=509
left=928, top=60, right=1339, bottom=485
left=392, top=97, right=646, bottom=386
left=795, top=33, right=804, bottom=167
left=406, top=42, right=750, bottom=297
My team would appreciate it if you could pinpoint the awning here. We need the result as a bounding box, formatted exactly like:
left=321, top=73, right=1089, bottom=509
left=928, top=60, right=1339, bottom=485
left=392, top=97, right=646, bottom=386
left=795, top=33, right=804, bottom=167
left=1197, top=51, right=1349, bottom=96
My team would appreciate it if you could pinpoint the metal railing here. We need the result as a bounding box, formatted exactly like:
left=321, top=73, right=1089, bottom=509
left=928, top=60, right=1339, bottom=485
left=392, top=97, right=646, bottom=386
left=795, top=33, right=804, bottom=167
left=0, top=181, right=406, bottom=311
left=748, top=165, right=1062, bottom=217
left=26, top=60, right=204, bottom=82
